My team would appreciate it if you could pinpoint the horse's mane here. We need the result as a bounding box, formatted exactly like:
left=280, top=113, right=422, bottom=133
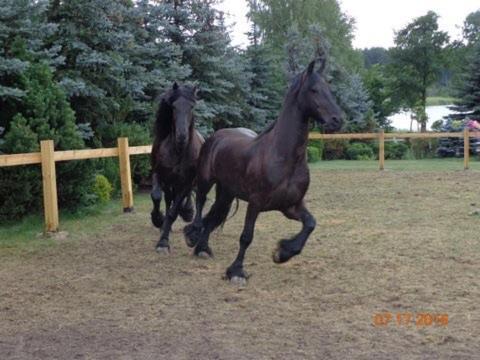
left=256, top=74, right=304, bottom=140
left=154, top=91, right=174, bottom=142
left=153, top=85, right=197, bottom=141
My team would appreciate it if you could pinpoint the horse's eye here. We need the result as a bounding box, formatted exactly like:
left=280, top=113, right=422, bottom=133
left=311, top=89, right=318, bottom=93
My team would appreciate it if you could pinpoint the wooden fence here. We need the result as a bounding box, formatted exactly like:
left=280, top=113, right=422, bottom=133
left=1, top=138, right=151, bottom=232
left=0, top=130, right=474, bottom=233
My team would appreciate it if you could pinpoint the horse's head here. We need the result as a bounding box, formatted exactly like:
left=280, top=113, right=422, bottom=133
left=297, top=59, right=343, bottom=133
left=162, top=82, right=198, bottom=152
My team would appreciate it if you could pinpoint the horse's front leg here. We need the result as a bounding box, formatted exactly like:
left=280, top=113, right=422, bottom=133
left=273, top=202, right=316, bottom=264
left=155, top=188, right=190, bottom=254
left=225, top=204, right=259, bottom=285
left=150, top=173, right=164, bottom=228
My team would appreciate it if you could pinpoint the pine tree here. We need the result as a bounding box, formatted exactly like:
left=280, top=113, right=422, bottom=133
left=453, top=43, right=480, bottom=118
left=0, top=63, right=95, bottom=221
left=243, top=3, right=280, bottom=130
left=48, top=0, right=151, bottom=145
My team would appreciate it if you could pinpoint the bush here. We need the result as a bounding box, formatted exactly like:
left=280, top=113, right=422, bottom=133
left=0, top=63, right=96, bottom=221
left=409, top=139, right=439, bottom=159
left=385, top=141, right=409, bottom=160
left=308, top=139, right=324, bottom=159
left=93, top=174, right=113, bottom=203
left=346, top=142, right=374, bottom=160
left=307, top=146, right=321, bottom=163
left=324, top=140, right=349, bottom=160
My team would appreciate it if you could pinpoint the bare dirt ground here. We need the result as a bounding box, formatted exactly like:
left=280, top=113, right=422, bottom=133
left=1, top=167, right=480, bottom=359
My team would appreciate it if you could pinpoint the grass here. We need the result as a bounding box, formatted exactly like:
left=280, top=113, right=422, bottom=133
left=311, top=158, right=480, bottom=172
left=0, top=194, right=152, bottom=253
left=426, top=96, right=458, bottom=106
left=1, top=159, right=479, bottom=250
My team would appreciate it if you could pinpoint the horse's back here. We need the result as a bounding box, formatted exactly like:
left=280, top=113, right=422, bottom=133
left=197, top=127, right=259, bottom=191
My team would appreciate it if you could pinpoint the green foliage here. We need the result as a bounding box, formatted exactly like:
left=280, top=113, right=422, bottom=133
left=362, top=64, right=399, bottom=129
left=409, top=139, right=439, bottom=159
left=463, top=10, right=480, bottom=46
left=93, top=174, right=113, bottom=203
left=308, top=139, right=325, bottom=157
left=307, top=146, right=321, bottom=163
left=452, top=43, right=480, bottom=118
left=323, top=139, right=348, bottom=160
left=362, top=47, right=390, bottom=68
left=346, top=142, right=374, bottom=160
left=385, top=142, right=409, bottom=160
left=387, top=11, right=449, bottom=131
left=0, top=63, right=96, bottom=221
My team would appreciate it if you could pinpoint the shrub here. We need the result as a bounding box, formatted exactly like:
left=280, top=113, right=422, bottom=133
left=385, top=141, right=409, bottom=160
left=324, top=140, right=348, bottom=160
left=0, top=63, right=96, bottom=221
left=93, top=174, right=113, bottom=203
left=308, top=139, right=324, bottom=159
left=409, top=139, right=439, bottom=159
left=346, top=142, right=374, bottom=160
left=307, top=146, right=321, bottom=163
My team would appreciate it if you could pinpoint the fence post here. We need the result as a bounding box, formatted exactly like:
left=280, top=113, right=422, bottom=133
left=464, top=128, right=470, bottom=170
left=379, top=130, right=385, bottom=171
left=40, top=140, right=59, bottom=232
left=118, top=137, right=134, bottom=212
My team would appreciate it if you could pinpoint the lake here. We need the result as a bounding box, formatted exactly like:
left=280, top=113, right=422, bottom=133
left=388, top=105, right=457, bottom=131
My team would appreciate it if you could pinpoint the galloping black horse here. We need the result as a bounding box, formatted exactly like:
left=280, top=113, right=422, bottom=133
left=151, top=82, right=204, bottom=253
left=184, top=59, right=343, bottom=283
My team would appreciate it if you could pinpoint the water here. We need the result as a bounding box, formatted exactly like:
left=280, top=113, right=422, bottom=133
left=388, top=105, right=457, bottom=131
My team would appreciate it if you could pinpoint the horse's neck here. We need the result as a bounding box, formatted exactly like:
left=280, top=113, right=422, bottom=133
left=270, top=97, right=309, bottom=161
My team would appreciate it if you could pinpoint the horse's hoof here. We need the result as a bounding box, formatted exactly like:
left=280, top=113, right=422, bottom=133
left=179, top=208, right=194, bottom=222
left=229, top=276, right=247, bottom=286
left=196, top=251, right=212, bottom=259
left=156, top=246, right=170, bottom=255
left=184, top=224, right=202, bottom=248
left=272, top=241, right=293, bottom=264
left=151, top=211, right=164, bottom=229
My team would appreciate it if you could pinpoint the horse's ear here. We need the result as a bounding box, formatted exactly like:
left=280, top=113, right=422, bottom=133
left=172, top=81, right=179, bottom=90
left=306, top=60, right=316, bottom=75
left=317, top=58, right=326, bottom=74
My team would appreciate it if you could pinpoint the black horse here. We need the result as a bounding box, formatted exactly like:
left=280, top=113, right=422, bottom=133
left=151, top=82, right=204, bottom=253
left=184, top=59, right=343, bottom=284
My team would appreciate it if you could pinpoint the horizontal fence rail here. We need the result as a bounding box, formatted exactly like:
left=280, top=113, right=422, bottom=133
left=0, top=131, right=475, bottom=232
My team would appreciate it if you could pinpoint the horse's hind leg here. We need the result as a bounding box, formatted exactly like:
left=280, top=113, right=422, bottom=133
left=225, top=204, right=259, bottom=285
left=193, top=185, right=234, bottom=258
left=150, top=173, right=164, bottom=228
left=273, top=202, right=316, bottom=264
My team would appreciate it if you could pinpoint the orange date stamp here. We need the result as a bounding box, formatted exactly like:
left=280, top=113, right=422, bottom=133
left=373, top=312, right=449, bottom=327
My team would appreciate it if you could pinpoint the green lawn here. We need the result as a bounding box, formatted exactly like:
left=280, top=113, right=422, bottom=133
left=2, top=158, right=479, bottom=249
left=426, top=96, right=458, bottom=106
left=0, top=194, right=153, bottom=252
left=311, top=158, right=480, bottom=171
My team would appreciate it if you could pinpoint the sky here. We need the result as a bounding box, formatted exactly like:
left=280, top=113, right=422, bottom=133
left=216, top=0, right=480, bottom=49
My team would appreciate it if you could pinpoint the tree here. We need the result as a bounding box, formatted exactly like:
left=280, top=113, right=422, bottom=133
left=463, top=10, right=480, bottom=46
left=0, top=63, right=96, bottom=221
left=362, top=47, right=390, bottom=68
left=388, top=11, right=449, bottom=132
left=247, top=0, right=372, bottom=132
left=248, top=0, right=361, bottom=70
left=47, top=0, right=155, bottom=146
left=452, top=43, right=480, bottom=119
left=362, top=64, right=399, bottom=129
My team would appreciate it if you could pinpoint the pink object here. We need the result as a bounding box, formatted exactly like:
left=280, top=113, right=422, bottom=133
left=466, top=119, right=480, bottom=130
